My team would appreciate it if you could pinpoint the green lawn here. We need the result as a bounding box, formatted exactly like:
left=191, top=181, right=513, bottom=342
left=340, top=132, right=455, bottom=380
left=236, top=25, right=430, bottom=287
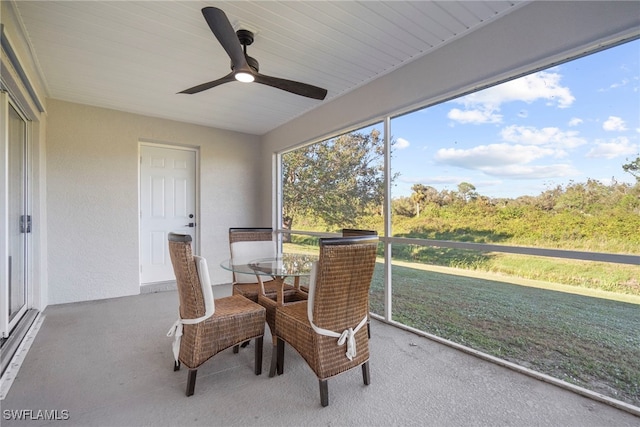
left=369, top=261, right=640, bottom=407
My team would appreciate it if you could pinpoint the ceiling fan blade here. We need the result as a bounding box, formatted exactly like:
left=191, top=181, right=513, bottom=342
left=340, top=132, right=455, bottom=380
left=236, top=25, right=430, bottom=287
left=201, top=7, right=251, bottom=75
left=254, top=74, right=328, bottom=100
left=178, top=72, right=236, bottom=94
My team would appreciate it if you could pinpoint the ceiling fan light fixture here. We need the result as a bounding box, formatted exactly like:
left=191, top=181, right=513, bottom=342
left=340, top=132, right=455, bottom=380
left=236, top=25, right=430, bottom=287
left=234, top=71, right=255, bottom=83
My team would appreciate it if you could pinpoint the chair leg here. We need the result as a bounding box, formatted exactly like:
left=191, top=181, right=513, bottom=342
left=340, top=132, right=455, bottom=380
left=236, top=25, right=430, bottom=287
left=319, top=379, right=329, bottom=407
left=277, top=338, right=285, bottom=375
left=255, top=336, right=263, bottom=375
left=174, top=361, right=181, bottom=371
left=269, top=344, right=278, bottom=377
left=362, top=361, right=370, bottom=385
left=234, top=340, right=252, bottom=354
left=186, top=369, right=197, bottom=397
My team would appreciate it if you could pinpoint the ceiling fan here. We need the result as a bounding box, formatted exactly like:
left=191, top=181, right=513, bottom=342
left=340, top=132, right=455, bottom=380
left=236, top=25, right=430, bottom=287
left=179, top=7, right=327, bottom=100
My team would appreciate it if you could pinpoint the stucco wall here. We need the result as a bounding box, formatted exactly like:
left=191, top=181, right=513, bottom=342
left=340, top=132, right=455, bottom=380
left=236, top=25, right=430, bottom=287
left=46, top=99, right=261, bottom=304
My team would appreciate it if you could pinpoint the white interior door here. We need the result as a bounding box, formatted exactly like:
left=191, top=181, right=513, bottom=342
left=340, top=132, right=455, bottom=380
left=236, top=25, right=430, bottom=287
left=140, top=144, right=197, bottom=284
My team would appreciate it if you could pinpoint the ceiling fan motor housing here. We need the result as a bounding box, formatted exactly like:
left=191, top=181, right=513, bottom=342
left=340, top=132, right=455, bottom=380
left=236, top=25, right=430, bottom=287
left=236, top=29, right=254, bottom=46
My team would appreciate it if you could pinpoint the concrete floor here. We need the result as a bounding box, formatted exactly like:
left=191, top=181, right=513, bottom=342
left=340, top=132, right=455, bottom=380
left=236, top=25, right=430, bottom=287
left=2, top=286, right=639, bottom=427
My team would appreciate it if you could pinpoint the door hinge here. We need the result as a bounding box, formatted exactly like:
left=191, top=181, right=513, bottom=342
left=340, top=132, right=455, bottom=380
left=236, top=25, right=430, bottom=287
left=20, top=215, right=32, bottom=233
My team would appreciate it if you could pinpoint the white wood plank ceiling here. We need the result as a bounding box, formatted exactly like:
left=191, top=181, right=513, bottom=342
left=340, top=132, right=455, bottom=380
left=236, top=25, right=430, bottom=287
left=12, top=1, right=523, bottom=135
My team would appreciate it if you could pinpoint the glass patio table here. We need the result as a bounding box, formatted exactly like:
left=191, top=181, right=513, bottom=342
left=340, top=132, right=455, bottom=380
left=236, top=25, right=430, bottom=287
left=220, top=253, right=318, bottom=304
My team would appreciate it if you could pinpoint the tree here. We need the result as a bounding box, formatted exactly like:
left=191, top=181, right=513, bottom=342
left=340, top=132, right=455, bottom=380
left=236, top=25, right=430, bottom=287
left=410, top=184, right=439, bottom=216
left=622, top=156, right=640, bottom=182
left=457, top=182, right=478, bottom=203
left=282, top=128, right=391, bottom=231
left=391, top=196, right=415, bottom=217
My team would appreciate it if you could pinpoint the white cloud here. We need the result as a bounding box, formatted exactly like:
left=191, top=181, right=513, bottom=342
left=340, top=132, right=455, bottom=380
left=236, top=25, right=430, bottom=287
left=586, top=136, right=638, bottom=159
left=447, top=108, right=502, bottom=124
left=602, top=116, right=627, bottom=131
left=435, top=143, right=556, bottom=168
left=500, top=125, right=586, bottom=149
left=457, top=71, right=575, bottom=109
left=478, top=164, right=579, bottom=179
left=395, top=137, right=410, bottom=149
left=568, top=117, right=583, bottom=127
left=434, top=141, right=582, bottom=180
left=610, top=78, right=629, bottom=89
left=448, top=71, right=574, bottom=125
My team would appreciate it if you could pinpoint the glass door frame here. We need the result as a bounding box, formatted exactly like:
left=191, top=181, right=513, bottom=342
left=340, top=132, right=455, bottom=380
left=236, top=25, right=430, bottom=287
left=0, top=92, right=31, bottom=338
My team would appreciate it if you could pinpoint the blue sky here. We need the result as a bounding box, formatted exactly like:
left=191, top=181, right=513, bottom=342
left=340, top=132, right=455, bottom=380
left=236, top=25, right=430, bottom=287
left=388, top=38, right=640, bottom=199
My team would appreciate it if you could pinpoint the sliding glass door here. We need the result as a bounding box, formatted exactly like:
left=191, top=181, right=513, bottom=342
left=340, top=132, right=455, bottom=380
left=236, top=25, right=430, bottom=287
left=1, top=97, right=29, bottom=338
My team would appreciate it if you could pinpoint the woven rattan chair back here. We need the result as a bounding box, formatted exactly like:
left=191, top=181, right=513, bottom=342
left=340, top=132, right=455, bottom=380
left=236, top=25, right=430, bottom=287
left=312, top=236, right=378, bottom=340
left=341, top=228, right=378, bottom=237
left=343, top=229, right=377, bottom=336
left=298, top=229, right=377, bottom=296
left=169, top=234, right=206, bottom=321
left=229, top=227, right=273, bottom=242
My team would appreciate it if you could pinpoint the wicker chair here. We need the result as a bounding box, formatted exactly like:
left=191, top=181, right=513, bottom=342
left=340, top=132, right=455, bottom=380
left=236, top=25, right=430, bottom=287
left=166, top=233, right=266, bottom=396
left=274, top=235, right=378, bottom=406
left=229, top=227, right=296, bottom=302
left=299, top=229, right=377, bottom=339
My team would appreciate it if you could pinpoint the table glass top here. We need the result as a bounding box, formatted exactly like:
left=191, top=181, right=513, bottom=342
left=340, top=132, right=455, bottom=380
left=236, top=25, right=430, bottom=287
left=220, top=253, right=317, bottom=277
